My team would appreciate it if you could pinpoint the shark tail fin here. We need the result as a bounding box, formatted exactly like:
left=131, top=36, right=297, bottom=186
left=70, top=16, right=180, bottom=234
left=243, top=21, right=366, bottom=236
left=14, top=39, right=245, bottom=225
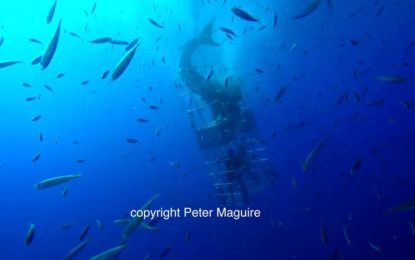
left=198, top=18, right=219, bottom=46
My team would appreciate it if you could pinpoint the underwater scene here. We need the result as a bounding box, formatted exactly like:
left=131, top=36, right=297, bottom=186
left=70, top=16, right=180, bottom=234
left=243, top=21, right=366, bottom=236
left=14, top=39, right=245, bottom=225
left=0, top=0, right=415, bottom=259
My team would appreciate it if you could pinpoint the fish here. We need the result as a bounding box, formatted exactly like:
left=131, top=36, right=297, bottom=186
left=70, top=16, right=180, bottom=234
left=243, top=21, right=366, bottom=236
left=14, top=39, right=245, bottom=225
left=29, top=38, right=42, bottom=44
left=32, top=153, right=41, bottom=162
left=257, top=25, right=266, bottom=32
left=39, top=132, right=43, bottom=142
left=90, top=245, right=127, bottom=260
left=41, top=20, right=61, bottom=69
left=273, top=11, right=278, bottom=31
left=62, top=187, right=68, bottom=197
left=219, top=27, right=236, bottom=37
left=184, top=231, right=190, bottom=245
left=126, top=138, right=139, bottom=143
left=326, top=0, right=333, bottom=10
left=32, top=115, right=42, bottom=121
left=25, top=223, right=36, bottom=246
left=137, top=118, right=148, bottom=123
left=101, top=70, right=109, bottom=79
left=111, top=45, right=138, bottom=80
left=274, top=87, right=286, bottom=103
left=89, top=37, right=112, bottom=44
left=148, top=18, right=164, bottom=28
left=96, top=219, right=104, bottom=230
left=64, top=240, right=89, bottom=260
left=31, top=56, right=42, bottom=65
left=122, top=194, right=159, bottom=243
left=293, top=0, right=322, bottom=19
left=110, top=39, right=129, bottom=45
left=350, top=39, right=359, bottom=46
left=349, top=159, right=361, bottom=176
left=320, top=219, right=328, bottom=246
left=69, top=32, right=80, bottom=38
left=343, top=226, right=351, bottom=245
left=368, top=241, right=381, bottom=253
left=126, top=38, right=139, bottom=51
left=81, top=80, right=89, bottom=85
left=291, top=177, right=296, bottom=190
left=387, top=197, right=415, bottom=213
left=159, top=245, right=172, bottom=259
left=35, top=174, right=81, bottom=189
left=0, top=61, right=21, bottom=69
left=91, top=3, right=97, bottom=15
left=205, top=69, right=214, bottom=82
left=302, top=138, right=327, bottom=171
left=0, top=37, right=3, bottom=46
left=79, top=224, right=90, bottom=241
left=25, top=95, right=40, bottom=102
left=224, top=77, right=230, bottom=89
left=149, top=105, right=159, bottom=110
left=44, top=85, right=54, bottom=92
left=409, top=221, right=415, bottom=236
left=76, top=160, right=85, bottom=164
left=60, top=223, right=74, bottom=230
left=57, top=73, right=65, bottom=78
left=328, top=249, right=340, bottom=260
left=399, top=99, right=413, bottom=110
left=375, top=76, right=406, bottom=83
left=46, top=0, right=57, bottom=24
left=231, top=7, right=259, bottom=22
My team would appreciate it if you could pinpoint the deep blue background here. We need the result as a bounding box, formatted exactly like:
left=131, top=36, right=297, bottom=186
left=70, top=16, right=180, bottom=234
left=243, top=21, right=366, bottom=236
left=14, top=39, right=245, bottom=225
left=0, top=0, right=414, bottom=259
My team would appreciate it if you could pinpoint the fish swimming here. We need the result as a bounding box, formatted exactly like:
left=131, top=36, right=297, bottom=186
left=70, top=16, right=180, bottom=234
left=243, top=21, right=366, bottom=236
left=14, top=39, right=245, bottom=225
left=0, top=61, right=21, bottom=69
left=293, top=0, right=322, bottom=19
left=60, top=223, right=74, bottom=230
left=25, top=223, right=36, bottom=246
left=79, top=224, right=90, bottom=241
left=148, top=18, right=164, bottom=28
left=89, top=37, right=112, bottom=44
left=111, top=45, right=137, bottom=80
left=231, top=7, right=259, bottom=22
left=160, top=245, right=172, bottom=259
left=64, top=240, right=88, bottom=260
left=35, top=174, right=81, bottom=189
left=126, top=38, right=139, bottom=51
left=90, top=245, right=127, bottom=260
left=273, top=11, right=278, bottom=31
left=31, top=56, right=42, bottom=65
left=41, top=20, right=61, bottom=69
left=44, top=85, right=54, bottom=92
left=29, top=38, right=42, bottom=44
left=375, top=76, right=406, bottom=83
left=219, top=27, right=236, bottom=37
left=343, top=226, right=351, bottom=245
left=387, top=197, right=415, bottom=213
left=302, top=138, right=327, bottom=171
left=122, top=194, right=159, bottom=243
left=32, top=115, right=42, bottom=122
left=46, top=0, right=57, bottom=24
left=126, top=138, right=139, bottom=143
left=100, top=70, right=109, bottom=79
left=110, top=39, right=129, bottom=45
left=320, top=219, right=328, bottom=246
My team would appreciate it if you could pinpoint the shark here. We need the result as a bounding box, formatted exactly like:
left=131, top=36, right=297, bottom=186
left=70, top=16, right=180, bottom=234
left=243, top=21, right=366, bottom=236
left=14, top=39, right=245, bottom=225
left=179, top=19, right=242, bottom=120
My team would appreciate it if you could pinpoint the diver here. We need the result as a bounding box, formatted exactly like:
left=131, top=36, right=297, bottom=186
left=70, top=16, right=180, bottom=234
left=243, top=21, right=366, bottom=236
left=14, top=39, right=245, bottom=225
left=224, top=144, right=250, bottom=204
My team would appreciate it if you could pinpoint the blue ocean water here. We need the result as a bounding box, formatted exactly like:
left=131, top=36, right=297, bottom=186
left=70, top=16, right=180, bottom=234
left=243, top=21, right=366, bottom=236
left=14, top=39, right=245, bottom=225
left=0, top=0, right=414, bottom=259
